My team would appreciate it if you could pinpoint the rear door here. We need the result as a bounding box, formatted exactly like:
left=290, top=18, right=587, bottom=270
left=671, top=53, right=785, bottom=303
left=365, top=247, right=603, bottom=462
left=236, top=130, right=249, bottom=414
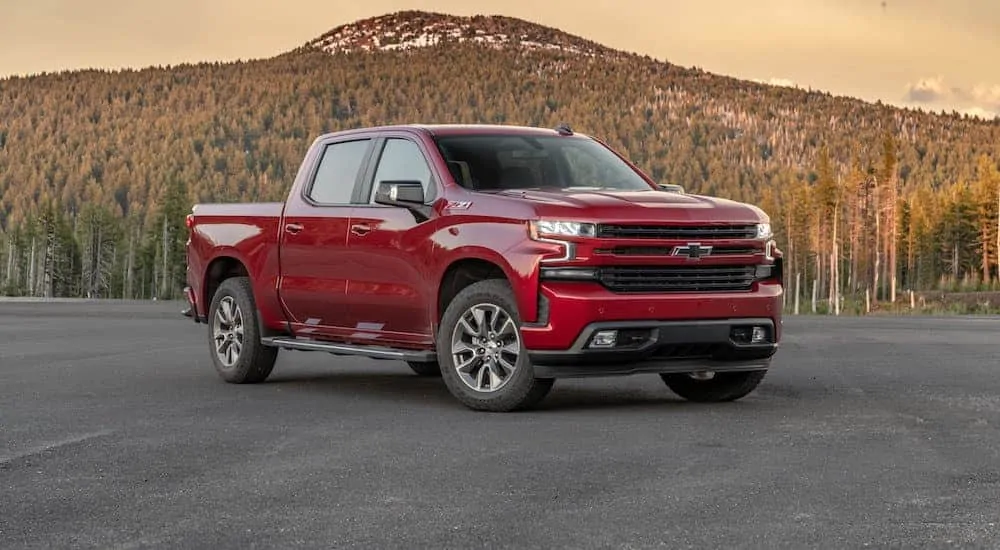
left=340, top=132, right=442, bottom=347
left=277, top=134, right=375, bottom=338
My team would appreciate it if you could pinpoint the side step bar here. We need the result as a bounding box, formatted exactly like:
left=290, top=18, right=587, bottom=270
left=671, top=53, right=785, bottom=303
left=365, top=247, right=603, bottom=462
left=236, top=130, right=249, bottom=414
left=261, top=337, right=436, bottom=362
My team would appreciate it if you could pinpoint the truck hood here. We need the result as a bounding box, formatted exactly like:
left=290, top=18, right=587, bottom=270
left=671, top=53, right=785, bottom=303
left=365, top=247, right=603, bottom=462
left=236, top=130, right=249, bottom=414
left=488, top=188, right=768, bottom=224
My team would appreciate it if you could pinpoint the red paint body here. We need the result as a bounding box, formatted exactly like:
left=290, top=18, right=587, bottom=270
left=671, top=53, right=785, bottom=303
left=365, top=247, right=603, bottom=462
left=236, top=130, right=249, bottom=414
left=185, top=124, right=784, bottom=359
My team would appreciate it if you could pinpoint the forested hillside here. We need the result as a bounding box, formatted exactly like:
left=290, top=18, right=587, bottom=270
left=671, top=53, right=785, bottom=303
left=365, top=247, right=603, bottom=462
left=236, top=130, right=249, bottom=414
left=0, top=11, right=998, bottom=311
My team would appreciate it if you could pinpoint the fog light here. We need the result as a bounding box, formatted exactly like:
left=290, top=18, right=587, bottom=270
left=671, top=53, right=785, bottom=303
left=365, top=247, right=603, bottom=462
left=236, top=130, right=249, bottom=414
left=731, top=325, right=770, bottom=345
left=590, top=330, right=618, bottom=348
left=616, top=328, right=652, bottom=349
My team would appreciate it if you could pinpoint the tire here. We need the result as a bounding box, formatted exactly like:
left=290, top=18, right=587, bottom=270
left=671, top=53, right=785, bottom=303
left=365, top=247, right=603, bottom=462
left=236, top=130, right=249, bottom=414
left=436, top=279, right=554, bottom=412
left=406, top=360, right=442, bottom=377
left=207, top=276, right=278, bottom=384
left=660, top=369, right=768, bottom=403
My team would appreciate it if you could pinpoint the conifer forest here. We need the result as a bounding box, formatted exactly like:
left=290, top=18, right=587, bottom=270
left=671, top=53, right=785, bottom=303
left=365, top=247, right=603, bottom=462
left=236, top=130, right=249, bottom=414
left=1, top=21, right=999, bottom=314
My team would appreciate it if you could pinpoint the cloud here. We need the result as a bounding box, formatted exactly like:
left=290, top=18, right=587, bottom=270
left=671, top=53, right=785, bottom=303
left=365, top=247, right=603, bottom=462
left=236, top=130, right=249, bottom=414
left=968, top=84, right=1000, bottom=109
left=904, top=76, right=947, bottom=103
left=904, top=76, right=1000, bottom=118
left=960, top=106, right=997, bottom=119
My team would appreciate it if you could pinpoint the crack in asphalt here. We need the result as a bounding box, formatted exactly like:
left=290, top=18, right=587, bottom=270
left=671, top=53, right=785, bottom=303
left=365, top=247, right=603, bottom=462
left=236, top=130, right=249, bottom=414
left=0, top=430, right=116, bottom=468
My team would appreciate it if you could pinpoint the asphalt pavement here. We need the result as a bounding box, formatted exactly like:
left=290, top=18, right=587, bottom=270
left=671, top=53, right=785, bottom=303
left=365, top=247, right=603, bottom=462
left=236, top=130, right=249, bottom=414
left=2, top=300, right=999, bottom=549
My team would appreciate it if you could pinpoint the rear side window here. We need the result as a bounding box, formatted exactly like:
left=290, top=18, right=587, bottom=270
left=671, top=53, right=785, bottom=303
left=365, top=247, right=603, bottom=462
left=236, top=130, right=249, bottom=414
left=308, top=139, right=371, bottom=204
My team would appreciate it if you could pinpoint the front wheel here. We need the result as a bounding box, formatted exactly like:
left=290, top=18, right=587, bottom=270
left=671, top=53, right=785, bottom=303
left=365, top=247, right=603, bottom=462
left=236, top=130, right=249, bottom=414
left=661, top=369, right=767, bottom=402
left=436, top=279, right=554, bottom=412
left=207, top=276, right=278, bottom=384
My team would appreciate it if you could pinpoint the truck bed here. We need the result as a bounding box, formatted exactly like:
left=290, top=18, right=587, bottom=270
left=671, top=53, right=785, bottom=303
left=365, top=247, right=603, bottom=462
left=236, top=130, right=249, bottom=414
left=186, top=201, right=287, bottom=328
left=191, top=202, right=286, bottom=218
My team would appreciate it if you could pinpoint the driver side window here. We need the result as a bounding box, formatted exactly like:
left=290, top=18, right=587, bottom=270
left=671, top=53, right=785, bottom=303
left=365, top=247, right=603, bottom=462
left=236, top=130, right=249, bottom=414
left=370, top=138, right=434, bottom=202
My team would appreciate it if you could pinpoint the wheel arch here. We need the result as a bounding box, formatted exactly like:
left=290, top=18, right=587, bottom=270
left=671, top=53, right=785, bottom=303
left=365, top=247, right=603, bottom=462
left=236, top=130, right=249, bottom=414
left=202, top=254, right=250, bottom=314
left=202, top=253, right=287, bottom=339
left=433, top=242, right=544, bottom=329
left=437, top=257, right=509, bottom=323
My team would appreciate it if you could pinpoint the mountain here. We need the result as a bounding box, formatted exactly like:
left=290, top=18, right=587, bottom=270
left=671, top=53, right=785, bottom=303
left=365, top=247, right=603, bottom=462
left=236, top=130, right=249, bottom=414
left=0, top=10, right=998, bottom=302
left=305, top=11, right=621, bottom=58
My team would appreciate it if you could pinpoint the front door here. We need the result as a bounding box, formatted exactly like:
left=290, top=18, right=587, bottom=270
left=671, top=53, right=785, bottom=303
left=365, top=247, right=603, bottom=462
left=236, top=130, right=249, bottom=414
left=277, top=136, right=374, bottom=338
left=342, top=135, right=440, bottom=347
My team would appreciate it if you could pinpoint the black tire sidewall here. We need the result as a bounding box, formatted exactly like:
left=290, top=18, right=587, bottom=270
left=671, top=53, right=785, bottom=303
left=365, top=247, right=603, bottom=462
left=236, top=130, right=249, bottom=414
left=207, top=276, right=275, bottom=383
left=661, top=368, right=768, bottom=402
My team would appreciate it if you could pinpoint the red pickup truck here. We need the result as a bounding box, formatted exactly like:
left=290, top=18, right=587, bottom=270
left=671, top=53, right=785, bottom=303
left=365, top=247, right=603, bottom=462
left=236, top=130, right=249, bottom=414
left=183, top=124, right=783, bottom=412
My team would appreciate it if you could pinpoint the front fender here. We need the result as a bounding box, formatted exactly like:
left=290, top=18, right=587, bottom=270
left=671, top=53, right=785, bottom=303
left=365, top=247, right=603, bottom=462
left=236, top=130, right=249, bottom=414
left=429, top=219, right=557, bottom=324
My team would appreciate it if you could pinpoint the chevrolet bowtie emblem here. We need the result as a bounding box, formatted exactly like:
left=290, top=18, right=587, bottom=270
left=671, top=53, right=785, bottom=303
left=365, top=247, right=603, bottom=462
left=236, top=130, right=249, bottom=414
left=672, top=242, right=713, bottom=259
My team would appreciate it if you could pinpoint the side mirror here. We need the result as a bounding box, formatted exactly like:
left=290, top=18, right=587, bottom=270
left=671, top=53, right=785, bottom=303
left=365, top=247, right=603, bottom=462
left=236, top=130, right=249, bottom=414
left=657, top=183, right=685, bottom=194
left=374, top=180, right=425, bottom=206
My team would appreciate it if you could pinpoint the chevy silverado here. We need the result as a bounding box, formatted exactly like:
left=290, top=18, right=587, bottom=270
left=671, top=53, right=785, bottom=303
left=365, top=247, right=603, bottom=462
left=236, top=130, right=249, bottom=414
left=183, top=124, right=783, bottom=412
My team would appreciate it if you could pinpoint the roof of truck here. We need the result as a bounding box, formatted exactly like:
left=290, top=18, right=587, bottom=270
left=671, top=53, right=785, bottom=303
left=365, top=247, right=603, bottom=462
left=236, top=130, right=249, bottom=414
left=321, top=123, right=585, bottom=139
left=417, top=124, right=577, bottom=136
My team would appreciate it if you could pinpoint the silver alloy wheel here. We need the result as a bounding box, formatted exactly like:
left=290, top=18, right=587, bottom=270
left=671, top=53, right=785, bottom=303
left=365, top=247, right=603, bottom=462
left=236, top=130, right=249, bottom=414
left=450, top=302, right=521, bottom=393
left=212, top=295, right=244, bottom=368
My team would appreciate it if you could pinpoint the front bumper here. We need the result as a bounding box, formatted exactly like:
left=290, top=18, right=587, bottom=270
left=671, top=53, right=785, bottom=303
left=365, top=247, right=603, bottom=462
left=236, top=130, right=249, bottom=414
left=519, top=279, right=782, bottom=378
left=527, top=317, right=777, bottom=378
left=521, top=280, right=783, bottom=348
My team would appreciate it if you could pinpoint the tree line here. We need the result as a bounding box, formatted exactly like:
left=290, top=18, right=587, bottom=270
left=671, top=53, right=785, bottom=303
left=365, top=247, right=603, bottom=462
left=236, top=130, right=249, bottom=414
left=762, top=140, right=1000, bottom=314
left=1, top=178, right=188, bottom=299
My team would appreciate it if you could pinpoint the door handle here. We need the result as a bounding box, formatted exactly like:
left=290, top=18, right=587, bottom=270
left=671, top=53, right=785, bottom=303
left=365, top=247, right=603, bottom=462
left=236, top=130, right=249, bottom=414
left=350, top=223, right=371, bottom=236
left=284, top=223, right=303, bottom=234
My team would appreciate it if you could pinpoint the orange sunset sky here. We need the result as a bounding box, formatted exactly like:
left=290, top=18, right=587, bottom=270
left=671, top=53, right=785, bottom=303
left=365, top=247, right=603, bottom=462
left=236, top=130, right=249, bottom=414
left=2, top=0, right=998, bottom=118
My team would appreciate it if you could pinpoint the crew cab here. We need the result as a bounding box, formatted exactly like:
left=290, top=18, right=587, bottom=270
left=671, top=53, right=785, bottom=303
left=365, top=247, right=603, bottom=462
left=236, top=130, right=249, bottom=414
left=183, top=123, right=783, bottom=412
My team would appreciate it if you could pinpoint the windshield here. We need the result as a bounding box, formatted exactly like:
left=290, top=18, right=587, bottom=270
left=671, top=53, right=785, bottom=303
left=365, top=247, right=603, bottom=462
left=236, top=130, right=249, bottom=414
left=432, top=134, right=655, bottom=192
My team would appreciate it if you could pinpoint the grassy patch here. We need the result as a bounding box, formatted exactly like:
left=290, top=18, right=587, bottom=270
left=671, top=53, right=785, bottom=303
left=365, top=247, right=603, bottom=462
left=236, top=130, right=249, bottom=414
left=784, top=291, right=1000, bottom=316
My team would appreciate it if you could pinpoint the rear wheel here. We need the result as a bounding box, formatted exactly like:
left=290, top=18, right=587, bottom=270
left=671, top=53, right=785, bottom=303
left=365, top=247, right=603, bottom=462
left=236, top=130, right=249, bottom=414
left=660, top=369, right=767, bottom=402
left=437, top=279, right=553, bottom=412
left=207, top=276, right=278, bottom=384
left=406, top=360, right=442, bottom=377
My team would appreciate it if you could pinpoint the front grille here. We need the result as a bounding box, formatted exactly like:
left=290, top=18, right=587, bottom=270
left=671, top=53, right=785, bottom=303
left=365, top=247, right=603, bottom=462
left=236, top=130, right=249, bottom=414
left=597, top=265, right=756, bottom=293
left=594, top=245, right=758, bottom=256
left=596, top=224, right=758, bottom=240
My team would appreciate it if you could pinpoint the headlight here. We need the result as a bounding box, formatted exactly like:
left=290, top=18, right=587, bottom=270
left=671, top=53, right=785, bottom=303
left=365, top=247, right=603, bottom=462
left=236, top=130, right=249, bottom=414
left=530, top=220, right=596, bottom=239
left=756, top=223, right=772, bottom=239
left=528, top=220, right=595, bottom=263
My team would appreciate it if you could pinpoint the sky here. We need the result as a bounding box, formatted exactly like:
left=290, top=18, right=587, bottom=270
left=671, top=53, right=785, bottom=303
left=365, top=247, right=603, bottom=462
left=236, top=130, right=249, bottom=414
left=1, top=0, right=998, bottom=118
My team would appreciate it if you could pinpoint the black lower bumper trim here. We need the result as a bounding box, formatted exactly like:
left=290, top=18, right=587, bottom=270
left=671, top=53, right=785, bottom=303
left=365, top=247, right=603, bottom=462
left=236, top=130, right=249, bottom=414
left=529, top=358, right=772, bottom=378
left=527, top=317, right=778, bottom=379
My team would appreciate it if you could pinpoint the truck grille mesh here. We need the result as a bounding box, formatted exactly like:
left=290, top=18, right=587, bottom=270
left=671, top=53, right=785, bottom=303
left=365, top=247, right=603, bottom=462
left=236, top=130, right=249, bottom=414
left=596, top=224, right=758, bottom=240
left=597, top=265, right=756, bottom=293
left=594, top=245, right=758, bottom=256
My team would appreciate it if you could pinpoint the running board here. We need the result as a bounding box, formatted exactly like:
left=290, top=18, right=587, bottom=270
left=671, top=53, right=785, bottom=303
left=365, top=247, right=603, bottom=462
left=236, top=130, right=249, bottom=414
left=261, top=337, right=436, bottom=362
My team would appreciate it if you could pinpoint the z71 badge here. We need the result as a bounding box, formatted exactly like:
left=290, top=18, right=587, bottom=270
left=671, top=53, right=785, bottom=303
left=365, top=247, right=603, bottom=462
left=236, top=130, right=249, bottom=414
left=446, top=200, right=472, bottom=210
